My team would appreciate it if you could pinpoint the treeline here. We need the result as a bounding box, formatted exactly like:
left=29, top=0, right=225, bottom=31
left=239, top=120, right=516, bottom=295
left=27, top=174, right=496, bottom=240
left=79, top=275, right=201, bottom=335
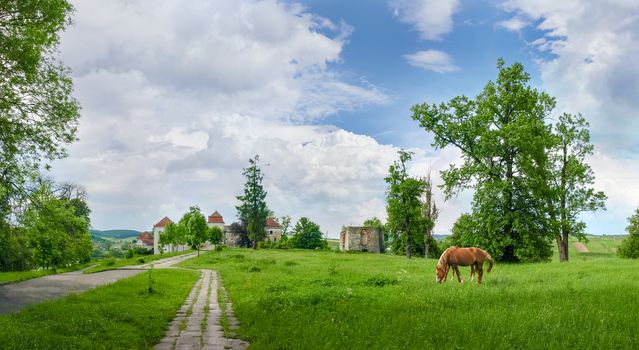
left=1, top=1, right=89, bottom=271
left=0, top=180, right=92, bottom=271
left=158, top=206, right=223, bottom=256
left=385, top=59, right=607, bottom=263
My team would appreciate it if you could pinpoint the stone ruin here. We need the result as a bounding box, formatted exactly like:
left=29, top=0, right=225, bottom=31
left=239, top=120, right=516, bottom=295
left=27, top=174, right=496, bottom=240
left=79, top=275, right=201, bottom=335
left=340, top=226, right=385, bottom=253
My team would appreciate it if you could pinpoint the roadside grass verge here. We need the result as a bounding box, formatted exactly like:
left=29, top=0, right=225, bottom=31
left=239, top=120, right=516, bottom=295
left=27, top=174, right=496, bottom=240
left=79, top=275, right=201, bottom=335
left=178, top=249, right=639, bottom=349
left=84, top=249, right=194, bottom=273
left=0, top=269, right=199, bottom=349
left=0, top=263, right=94, bottom=285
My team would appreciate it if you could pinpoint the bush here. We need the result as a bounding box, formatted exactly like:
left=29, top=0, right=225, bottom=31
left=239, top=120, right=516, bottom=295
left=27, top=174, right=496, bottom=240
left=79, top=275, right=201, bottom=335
left=125, top=248, right=134, bottom=259
left=133, top=247, right=153, bottom=255
left=618, top=209, right=639, bottom=259
left=105, top=258, right=116, bottom=266
left=137, top=257, right=146, bottom=264
left=247, top=265, right=261, bottom=272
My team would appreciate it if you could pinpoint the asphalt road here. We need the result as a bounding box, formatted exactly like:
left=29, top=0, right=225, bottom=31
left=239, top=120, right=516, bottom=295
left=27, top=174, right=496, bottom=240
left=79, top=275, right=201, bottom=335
left=0, top=252, right=198, bottom=315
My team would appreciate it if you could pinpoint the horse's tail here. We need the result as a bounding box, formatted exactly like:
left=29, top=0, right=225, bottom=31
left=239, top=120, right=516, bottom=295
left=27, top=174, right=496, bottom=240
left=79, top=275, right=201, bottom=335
left=485, top=251, right=494, bottom=273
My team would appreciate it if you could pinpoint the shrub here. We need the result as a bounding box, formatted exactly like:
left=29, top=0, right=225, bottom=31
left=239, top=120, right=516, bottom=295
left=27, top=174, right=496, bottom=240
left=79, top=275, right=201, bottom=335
left=247, top=265, right=261, bottom=272
left=618, top=209, right=639, bottom=259
left=105, top=258, right=116, bottom=266
left=125, top=248, right=134, bottom=259
left=137, top=257, right=146, bottom=264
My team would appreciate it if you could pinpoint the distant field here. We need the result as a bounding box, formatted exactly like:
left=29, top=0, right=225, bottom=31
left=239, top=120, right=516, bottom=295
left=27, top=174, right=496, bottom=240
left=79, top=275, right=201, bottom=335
left=177, top=244, right=639, bottom=349
left=91, top=229, right=140, bottom=240
left=326, top=239, right=339, bottom=250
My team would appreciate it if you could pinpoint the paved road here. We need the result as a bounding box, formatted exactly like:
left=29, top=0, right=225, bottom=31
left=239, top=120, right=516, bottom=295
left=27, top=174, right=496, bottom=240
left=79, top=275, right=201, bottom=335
left=0, top=252, right=198, bottom=315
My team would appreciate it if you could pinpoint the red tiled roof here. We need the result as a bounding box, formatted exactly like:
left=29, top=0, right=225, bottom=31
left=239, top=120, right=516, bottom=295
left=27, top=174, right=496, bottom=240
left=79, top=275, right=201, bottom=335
left=208, top=211, right=224, bottom=224
left=154, top=216, right=172, bottom=228
left=265, top=217, right=281, bottom=229
left=138, top=231, right=153, bottom=245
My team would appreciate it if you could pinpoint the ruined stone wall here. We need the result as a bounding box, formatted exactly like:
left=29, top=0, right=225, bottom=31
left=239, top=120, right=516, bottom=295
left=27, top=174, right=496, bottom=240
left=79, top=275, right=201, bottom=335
left=340, top=226, right=385, bottom=253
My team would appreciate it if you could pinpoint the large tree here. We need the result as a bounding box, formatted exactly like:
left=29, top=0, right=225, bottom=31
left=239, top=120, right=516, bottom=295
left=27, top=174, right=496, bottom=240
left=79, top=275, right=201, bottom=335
left=290, top=217, right=325, bottom=249
left=179, top=206, right=208, bottom=256
left=422, top=170, right=439, bottom=258
left=0, top=0, right=80, bottom=219
left=385, top=150, right=430, bottom=258
left=21, top=184, right=92, bottom=270
left=411, top=59, right=556, bottom=262
left=236, top=155, right=271, bottom=249
left=545, top=114, right=606, bottom=262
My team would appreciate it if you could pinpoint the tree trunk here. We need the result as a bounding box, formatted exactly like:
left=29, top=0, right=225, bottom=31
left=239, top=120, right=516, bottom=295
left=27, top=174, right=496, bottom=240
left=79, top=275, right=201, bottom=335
left=502, top=150, right=518, bottom=262
left=559, top=143, right=569, bottom=262
left=557, top=236, right=568, bottom=262
left=424, top=233, right=430, bottom=259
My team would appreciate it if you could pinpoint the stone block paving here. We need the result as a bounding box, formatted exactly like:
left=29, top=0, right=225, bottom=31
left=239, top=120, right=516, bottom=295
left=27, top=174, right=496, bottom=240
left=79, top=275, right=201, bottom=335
left=155, top=270, right=249, bottom=350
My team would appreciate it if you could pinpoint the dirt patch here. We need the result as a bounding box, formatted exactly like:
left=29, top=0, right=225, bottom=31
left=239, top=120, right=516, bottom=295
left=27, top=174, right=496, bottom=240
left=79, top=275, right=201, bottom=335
left=574, top=242, right=590, bottom=253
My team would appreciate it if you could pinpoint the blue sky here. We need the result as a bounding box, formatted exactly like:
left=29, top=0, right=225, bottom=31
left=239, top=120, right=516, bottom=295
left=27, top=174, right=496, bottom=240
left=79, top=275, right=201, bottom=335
left=53, top=0, right=639, bottom=237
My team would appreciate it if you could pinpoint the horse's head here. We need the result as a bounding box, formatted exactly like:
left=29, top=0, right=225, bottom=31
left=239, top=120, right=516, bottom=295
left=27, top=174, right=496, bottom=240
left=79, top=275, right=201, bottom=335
left=435, top=263, right=447, bottom=283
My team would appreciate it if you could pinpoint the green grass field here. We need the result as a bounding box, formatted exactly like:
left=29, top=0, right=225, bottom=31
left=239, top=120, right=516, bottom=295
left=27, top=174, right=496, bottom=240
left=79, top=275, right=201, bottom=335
left=0, top=269, right=199, bottom=349
left=0, top=263, right=94, bottom=285
left=84, top=249, right=194, bottom=273
left=177, top=237, right=639, bottom=349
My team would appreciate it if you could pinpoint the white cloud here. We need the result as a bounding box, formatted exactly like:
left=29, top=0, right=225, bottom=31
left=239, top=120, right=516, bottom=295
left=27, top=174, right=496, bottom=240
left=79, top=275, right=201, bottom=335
left=403, top=49, right=459, bottom=73
left=500, top=0, right=639, bottom=234
left=389, top=0, right=461, bottom=40
left=51, top=0, right=402, bottom=237
left=495, top=16, right=529, bottom=32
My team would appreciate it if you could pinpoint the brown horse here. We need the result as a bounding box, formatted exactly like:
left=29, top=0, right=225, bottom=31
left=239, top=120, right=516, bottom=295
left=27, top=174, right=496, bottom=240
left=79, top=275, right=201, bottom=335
left=436, top=246, right=494, bottom=284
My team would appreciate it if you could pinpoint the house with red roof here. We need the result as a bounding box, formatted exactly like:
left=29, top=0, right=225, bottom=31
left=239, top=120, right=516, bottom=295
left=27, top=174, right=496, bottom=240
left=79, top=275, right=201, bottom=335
left=136, top=231, right=154, bottom=250
left=153, top=216, right=173, bottom=254
left=151, top=212, right=283, bottom=252
left=207, top=210, right=225, bottom=229
left=265, top=217, right=282, bottom=242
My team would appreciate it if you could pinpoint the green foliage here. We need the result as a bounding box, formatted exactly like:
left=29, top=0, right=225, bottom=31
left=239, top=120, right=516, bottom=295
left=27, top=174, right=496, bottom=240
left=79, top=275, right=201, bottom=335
left=618, top=209, right=639, bottom=259
left=411, top=59, right=561, bottom=262
left=0, top=0, right=80, bottom=219
left=236, top=155, right=271, bottom=248
left=21, top=184, right=92, bottom=270
left=104, top=258, right=116, bottom=266
left=544, top=113, right=606, bottom=261
left=180, top=206, right=208, bottom=256
left=125, top=248, right=134, bottom=259
left=385, top=150, right=431, bottom=257
left=137, top=257, right=146, bottom=264
left=0, top=224, right=33, bottom=271
left=208, top=225, right=224, bottom=245
left=290, top=217, right=326, bottom=249
left=280, top=215, right=292, bottom=237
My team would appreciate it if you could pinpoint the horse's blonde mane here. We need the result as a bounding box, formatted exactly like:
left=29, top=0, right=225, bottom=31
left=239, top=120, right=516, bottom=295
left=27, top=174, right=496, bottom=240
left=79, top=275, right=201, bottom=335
left=436, top=246, right=455, bottom=270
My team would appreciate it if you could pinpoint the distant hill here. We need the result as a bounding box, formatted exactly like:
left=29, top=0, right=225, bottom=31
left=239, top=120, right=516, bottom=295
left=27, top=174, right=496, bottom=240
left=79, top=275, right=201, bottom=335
left=91, top=229, right=140, bottom=240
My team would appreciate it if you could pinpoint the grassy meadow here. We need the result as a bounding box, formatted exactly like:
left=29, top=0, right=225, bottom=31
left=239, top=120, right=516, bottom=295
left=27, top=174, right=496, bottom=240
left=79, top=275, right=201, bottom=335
left=0, top=269, right=199, bottom=349
left=177, top=237, right=639, bottom=349
left=0, top=262, right=94, bottom=285
left=83, top=249, right=194, bottom=273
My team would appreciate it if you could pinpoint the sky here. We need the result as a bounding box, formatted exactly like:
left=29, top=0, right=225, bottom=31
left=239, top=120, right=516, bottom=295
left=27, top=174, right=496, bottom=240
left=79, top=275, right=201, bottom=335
left=52, top=0, right=639, bottom=238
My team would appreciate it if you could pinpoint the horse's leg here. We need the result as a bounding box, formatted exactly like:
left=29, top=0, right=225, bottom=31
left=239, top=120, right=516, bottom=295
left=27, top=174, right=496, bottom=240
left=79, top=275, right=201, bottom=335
left=477, top=263, right=483, bottom=285
left=470, top=264, right=475, bottom=282
left=453, top=265, right=462, bottom=283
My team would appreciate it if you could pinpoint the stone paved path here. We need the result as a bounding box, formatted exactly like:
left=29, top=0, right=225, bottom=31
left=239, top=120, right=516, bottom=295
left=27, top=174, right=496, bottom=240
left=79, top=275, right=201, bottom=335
left=155, top=270, right=249, bottom=350
left=0, top=252, right=197, bottom=315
